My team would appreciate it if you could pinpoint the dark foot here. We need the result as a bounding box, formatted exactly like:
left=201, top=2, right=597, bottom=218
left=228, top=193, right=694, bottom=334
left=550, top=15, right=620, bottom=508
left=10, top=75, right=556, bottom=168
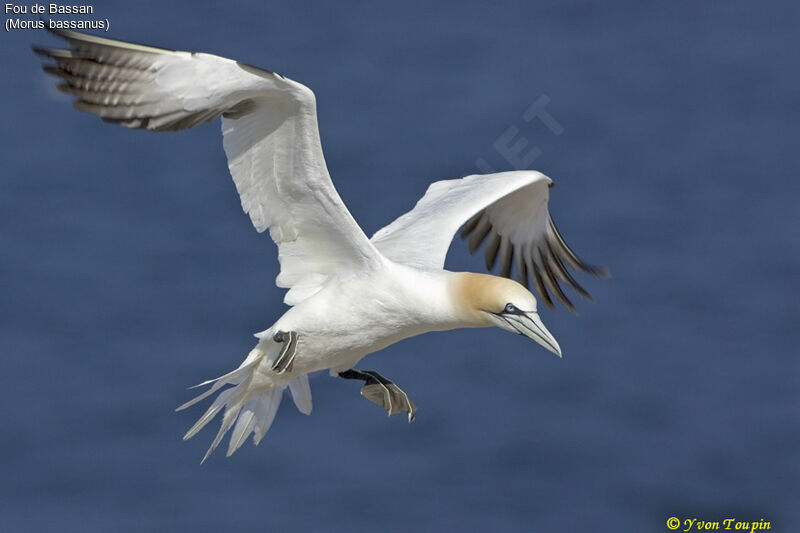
left=339, top=369, right=417, bottom=422
left=271, top=331, right=298, bottom=373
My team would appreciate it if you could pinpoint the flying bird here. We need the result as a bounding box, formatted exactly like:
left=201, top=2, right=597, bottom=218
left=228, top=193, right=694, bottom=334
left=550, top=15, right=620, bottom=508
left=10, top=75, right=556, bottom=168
left=34, top=29, right=607, bottom=461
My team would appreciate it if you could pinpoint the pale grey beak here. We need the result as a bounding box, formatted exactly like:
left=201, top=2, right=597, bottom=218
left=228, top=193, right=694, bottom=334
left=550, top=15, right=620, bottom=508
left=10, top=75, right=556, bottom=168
left=496, top=311, right=562, bottom=357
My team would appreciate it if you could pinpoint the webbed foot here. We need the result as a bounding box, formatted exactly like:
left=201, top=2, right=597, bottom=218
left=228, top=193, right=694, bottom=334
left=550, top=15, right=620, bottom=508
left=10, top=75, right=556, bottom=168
left=339, top=369, right=417, bottom=422
left=271, top=331, right=298, bottom=373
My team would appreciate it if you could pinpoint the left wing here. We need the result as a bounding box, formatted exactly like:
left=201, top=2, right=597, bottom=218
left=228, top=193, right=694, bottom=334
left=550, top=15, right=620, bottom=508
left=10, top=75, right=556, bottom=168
left=371, top=171, right=607, bottom=311
left=33, top=29, right=384, bottom=306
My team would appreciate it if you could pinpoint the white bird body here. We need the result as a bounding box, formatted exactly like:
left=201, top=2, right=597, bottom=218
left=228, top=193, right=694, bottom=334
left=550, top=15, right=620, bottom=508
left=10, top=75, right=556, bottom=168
left=271, top=265, right=459, bottom=373
left=34, top=29, right=606, bottom=461
left=266, top=264, right=511, bottom=379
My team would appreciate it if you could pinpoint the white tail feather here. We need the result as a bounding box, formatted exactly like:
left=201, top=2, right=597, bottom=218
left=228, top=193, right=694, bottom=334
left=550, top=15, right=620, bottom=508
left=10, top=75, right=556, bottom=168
left=288, top=374, right=313, bottom=415
left=176, top=357, right=260, bottom=412
left=226, top=398, right=258, bottom=457
left=178, top=341, right=314, bottom=462
left=184, top=387, right=236, bottom=442
left=252, top=389, right=283, bottom=445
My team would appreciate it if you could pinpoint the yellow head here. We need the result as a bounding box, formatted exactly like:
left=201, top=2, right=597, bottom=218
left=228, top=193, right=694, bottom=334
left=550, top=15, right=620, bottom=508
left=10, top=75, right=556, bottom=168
left=454, top=273, right=561, bottom=356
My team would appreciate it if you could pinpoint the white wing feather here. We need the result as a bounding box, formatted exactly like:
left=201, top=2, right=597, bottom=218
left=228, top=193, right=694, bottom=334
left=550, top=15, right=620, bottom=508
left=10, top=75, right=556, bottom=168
left=371, top=171, right=607, bottom=310
left=35, top=29, right=382, bottom=305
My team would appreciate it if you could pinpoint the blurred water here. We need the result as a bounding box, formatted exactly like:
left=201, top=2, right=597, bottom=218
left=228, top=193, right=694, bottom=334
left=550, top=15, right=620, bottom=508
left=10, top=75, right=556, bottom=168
left=1, top=1, right=798, bottom=531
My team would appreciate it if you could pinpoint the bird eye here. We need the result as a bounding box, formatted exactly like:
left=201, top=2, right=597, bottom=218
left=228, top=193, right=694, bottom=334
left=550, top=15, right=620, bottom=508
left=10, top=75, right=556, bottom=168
left=504, top=303, right=517, bottom=314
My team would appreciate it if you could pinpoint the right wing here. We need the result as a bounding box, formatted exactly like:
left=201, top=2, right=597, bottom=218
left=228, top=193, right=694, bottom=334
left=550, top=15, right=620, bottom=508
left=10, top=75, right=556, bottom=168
left=371, top=171, right=607, bottom=311
left=34, top=29, right=383, bottom=305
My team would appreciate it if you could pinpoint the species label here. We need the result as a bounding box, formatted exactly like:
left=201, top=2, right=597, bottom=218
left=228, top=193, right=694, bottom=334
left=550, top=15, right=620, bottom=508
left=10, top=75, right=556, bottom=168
left=4, top=3, right=109, bottom=32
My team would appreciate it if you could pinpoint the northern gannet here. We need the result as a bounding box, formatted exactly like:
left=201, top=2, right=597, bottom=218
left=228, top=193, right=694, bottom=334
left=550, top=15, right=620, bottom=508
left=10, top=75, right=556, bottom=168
left=34, top=29, right=607, bottom=461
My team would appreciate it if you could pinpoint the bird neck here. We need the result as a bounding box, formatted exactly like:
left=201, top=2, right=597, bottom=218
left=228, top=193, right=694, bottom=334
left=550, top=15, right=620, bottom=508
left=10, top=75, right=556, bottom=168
left=389, top=267, right=493, bottom=331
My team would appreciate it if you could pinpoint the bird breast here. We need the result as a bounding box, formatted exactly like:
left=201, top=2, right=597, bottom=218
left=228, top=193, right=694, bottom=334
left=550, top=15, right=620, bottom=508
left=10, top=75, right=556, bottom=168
left=272, top=264, right=462, bottom=368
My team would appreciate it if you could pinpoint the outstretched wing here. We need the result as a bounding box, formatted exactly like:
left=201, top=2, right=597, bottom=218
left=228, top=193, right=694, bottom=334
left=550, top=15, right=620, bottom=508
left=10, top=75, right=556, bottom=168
left=34, top=29, right=382, bottom=305
left=371, top=171, right=607, bottom=311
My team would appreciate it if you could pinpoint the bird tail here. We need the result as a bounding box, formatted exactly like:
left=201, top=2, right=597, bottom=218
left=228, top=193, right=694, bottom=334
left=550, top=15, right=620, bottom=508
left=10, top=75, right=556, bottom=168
left=176, top=339, right=312, bottom=463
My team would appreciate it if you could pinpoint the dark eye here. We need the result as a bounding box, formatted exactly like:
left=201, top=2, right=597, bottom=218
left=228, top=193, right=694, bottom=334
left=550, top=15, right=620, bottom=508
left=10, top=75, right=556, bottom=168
left=504, top=303, right=517, bottom=314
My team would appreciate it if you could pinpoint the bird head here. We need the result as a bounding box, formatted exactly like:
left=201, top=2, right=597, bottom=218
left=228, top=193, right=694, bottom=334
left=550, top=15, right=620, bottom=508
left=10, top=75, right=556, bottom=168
left=455, top=273, right=562, bottom=357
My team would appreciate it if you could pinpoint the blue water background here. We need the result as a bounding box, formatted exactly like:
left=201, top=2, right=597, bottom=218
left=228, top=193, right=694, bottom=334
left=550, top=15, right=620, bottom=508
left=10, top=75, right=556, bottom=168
left=1, top=1, right=798, bottom=531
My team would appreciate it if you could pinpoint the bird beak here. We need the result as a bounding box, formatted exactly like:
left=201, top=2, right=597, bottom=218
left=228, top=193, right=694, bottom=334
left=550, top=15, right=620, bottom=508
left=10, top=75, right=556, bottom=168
left=496, top=311, right=562, bottom=357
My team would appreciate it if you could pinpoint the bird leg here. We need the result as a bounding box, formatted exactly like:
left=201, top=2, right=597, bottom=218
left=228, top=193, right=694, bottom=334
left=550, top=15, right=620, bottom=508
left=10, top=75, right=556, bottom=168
left=271, top=331, right=299, bottom=373
left=338, top=369, right=417, bottom=422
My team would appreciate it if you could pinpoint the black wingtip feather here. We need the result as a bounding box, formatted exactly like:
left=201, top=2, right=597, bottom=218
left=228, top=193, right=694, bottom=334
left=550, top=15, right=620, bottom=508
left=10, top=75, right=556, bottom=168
left=541, top=250, right=577, bottom=313
left=499, top=238, right=513, bottom=279
left=532, top=268, right=554, bottom=309
left=548, top=217, right=610, bottom=277
left=467, top=217, right=491, bottom=254
left=545, top=239, right=592, bottom=300
left=460, top=211, right=483, bottom=239
left=483, top=232, right=501, bottom=270
left=517, top=257, right=529, bottom=290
